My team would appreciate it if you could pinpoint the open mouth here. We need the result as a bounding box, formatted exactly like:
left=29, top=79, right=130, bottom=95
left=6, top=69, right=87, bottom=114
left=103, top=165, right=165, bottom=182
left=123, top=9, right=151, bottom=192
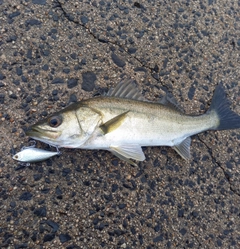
left=25, top=127, right=39, bottom=137
left=25, top=126, right=57, bottom=138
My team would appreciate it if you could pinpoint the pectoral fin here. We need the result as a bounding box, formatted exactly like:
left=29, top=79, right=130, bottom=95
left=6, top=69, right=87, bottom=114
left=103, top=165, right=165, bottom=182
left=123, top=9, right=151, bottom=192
left=109, top=144, right=145, bottom=166
left=100, top=111, right=129, bottom=134
left=172, top=137, right=191, bottom=160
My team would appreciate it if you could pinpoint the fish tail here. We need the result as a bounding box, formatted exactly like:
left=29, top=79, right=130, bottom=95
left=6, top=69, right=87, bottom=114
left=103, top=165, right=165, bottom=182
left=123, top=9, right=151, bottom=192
left=208, top=84, right=240, bottom=130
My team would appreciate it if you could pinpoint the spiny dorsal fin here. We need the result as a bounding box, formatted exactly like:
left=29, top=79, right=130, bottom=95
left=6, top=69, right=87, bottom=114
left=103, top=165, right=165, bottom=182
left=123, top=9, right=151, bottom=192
left=109, top=144, right=145, bottom=166
left=106, top=80, right=146, bottom=101
left=172, top=137, right=191, bottom=160
left=100, top=111, right=129, bottom=134
left=159, top=95, right=184, bottom=113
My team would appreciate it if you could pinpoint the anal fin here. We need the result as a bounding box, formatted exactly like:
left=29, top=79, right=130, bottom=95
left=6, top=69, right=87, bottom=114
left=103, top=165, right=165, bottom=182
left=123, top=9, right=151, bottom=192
left=109, top=144, right=145, bottom=166
left=172, top=137, right=191, bottom=160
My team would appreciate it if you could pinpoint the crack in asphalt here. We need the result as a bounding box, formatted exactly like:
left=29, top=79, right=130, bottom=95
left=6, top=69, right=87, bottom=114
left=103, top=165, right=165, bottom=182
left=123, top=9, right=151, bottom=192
left=52, top=2, right=240, bottom=197
left=198, top=136, right=240, bottom=197
left=53, top=0, right=170, bottom=89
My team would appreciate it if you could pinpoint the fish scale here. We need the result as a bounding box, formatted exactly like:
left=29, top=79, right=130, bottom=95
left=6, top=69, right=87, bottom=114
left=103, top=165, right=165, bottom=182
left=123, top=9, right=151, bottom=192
left=80, top=96, right=218, bottom=147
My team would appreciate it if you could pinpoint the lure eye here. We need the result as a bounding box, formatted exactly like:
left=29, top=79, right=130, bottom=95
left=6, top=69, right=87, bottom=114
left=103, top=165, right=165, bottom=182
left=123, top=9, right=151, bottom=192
left=48, top=116, right=62, bottom=128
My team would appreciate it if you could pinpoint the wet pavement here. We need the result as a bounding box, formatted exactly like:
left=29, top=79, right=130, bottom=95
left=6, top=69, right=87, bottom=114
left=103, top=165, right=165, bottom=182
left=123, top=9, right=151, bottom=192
left=0, top=0, right=240, bottom=248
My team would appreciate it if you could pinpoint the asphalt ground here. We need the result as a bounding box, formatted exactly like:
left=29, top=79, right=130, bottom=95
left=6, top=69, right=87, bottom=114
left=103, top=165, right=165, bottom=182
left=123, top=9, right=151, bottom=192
left=0, top=0, right=240, bottom=248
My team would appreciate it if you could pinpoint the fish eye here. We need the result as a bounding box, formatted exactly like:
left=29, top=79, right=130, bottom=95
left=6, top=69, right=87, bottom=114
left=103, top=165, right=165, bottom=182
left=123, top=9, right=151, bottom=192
left=48, top=116, right=62, bottom=128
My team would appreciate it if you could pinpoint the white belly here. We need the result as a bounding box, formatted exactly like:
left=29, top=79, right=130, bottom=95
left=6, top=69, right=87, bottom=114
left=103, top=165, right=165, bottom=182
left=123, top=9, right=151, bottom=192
left=81, top=115, right=194, bottom=149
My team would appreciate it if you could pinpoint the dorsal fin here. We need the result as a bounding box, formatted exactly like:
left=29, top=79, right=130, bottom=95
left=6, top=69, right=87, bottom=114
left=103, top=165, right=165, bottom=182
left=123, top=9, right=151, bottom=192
left=159, top=95, right=184, bottom=113
left=106, top=80, right=146, bottom=101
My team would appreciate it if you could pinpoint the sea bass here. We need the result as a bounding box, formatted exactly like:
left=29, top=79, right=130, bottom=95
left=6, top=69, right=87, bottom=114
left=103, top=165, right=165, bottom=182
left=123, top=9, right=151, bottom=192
left=26, top=80, right=240, bottom=164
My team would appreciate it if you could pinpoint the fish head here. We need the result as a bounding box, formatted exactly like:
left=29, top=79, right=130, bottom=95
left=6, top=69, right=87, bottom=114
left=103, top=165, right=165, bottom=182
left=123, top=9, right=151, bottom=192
left=12, top=151, right=23, bottom=161
left=26, top=103, right=101, bottom=148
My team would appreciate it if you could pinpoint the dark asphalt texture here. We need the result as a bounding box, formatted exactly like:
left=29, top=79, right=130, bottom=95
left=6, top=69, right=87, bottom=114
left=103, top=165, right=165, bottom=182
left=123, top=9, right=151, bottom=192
left=0, top=0, right=240, bottom=248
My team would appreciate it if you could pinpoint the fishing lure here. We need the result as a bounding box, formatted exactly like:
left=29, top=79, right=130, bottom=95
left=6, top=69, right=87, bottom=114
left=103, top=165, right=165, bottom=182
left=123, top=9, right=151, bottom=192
left=13, top=146, right=60, bottom=163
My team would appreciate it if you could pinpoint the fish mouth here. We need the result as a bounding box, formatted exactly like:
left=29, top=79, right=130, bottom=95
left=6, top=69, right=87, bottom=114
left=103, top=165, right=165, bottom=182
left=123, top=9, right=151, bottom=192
left=25, top=126, right=58, bottom=140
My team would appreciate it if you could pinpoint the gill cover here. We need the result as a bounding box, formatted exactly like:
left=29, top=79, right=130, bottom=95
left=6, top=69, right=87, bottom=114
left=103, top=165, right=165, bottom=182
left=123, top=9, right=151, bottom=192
left=26, top=103, right=102, bottom=148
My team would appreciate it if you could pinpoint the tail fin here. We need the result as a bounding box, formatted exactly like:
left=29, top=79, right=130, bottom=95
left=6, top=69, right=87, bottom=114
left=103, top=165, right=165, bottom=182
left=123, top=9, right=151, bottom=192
left=208, top=84, right=240, bottom=130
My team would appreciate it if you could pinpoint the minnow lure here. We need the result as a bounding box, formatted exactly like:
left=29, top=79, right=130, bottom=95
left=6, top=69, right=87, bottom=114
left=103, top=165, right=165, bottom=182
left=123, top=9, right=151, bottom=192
left=13, top=146, right=60, bottom=163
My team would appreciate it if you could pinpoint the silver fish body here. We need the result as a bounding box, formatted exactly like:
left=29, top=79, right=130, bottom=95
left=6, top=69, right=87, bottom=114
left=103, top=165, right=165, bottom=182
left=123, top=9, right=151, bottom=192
left=13, top=147, right=60, bottom=163
left=26, top=80, right=240, bottom=164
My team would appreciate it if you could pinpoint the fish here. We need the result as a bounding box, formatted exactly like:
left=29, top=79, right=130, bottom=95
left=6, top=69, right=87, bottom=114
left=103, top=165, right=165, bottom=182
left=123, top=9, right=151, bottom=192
left=12, top=147, right=60, bottom=163
left=25, top=80, right=240, bottom=165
